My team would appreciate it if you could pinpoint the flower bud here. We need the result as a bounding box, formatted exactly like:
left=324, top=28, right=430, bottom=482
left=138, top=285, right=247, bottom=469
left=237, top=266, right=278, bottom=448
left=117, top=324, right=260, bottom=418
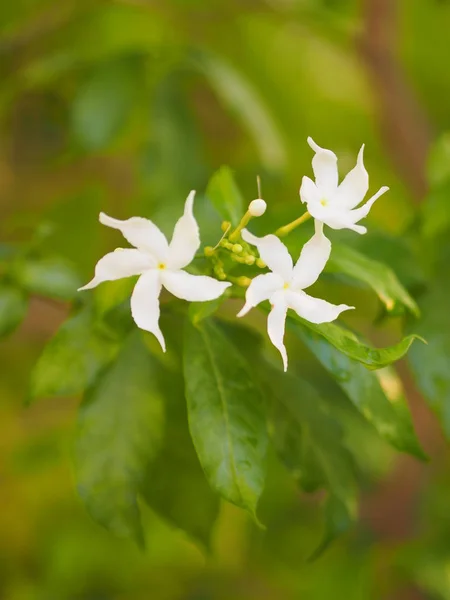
left=204, top=246, right=215, bottom=257
left=244, top=255, right=255, bottom=265
left=256, top=258, right=266, bottom=268
left=232, top=244, right=243, bottom=254
left=221, top=220, right=231, bottom=232
left=248, top=199, right=267, bottom=217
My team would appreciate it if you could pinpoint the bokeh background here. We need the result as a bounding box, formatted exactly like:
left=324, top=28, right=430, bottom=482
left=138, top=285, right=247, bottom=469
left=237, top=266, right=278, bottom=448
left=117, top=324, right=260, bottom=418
left=2, top=0, right=450, bottom=598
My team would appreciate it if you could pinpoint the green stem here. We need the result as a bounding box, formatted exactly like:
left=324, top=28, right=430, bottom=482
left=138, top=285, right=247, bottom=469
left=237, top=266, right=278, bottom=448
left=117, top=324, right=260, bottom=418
left=229, top=211, right=252, bottom=242
left=275, top=211, right=311, bottom=237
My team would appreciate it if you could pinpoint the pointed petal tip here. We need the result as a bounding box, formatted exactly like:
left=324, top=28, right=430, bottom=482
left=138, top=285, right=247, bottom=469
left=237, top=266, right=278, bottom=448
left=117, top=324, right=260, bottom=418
left=307, top=136, right=318, bottom=151
left=185, top=190, right=196, bottom=212
left=237, top=305, right=250, bottom=318
left=357, top=144, right=365, bottom=162
left=77, top=280, right=96, bottom=291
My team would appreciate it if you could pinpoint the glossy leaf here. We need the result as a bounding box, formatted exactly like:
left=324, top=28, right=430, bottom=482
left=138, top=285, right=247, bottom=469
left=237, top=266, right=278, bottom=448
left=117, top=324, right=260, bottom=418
left=291, top=320, right=425, bottom=458
left=183, top=318, right=267, bottom=522
left=0, top=283, right=28, bottom=338
left=76, top=332, right=164, bottom=545
left=30, top=306, right=119, bottom=400
left=287, top=312, right=423, bottom=370
left=328, top=243, right=419, bottom=317
left=14, top=257, right=82, bottom=301
left=206, top=166, right=245, bottom=226
left=141, top=357, right=219, bottom=549
left=408, top=280, right=450, bottom=438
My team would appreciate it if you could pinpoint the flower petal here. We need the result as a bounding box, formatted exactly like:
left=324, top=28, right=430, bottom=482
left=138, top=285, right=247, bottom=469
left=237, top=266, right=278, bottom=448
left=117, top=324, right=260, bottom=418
left=292, top=221, right=331, bottom=289
left=99, top=212, right=169, bottom=261
left=130, top=270, right=165, bottom=351
left=307, top=202, right=366, bottom=233
left=287, top=289, right=354, bottom=324
left=267, top=291, right=288, bottom=372
left=307, top=137, right=338, bottom=196
left=335, top=145, right=369, bottom=210
left=78, top=249, right=154, bottom=291
left=299, top=176, right=321, bottom=205
left=167, top=190, right=200, bottom=270
left=347, top=186, right=389, bottom=224
left=237, top=273, right=284, bottom=317
left=161, top=270, right=231, bottom=302
left=241, top=229, right=293, bottom=281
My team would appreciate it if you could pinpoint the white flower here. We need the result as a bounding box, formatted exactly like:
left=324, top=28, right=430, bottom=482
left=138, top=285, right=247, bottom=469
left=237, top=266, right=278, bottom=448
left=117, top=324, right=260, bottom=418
left=79, top=191, right=231, bottom=350
left=300, top=137, right=389, bottom=234
left=237, top=224, right=353, bottom=371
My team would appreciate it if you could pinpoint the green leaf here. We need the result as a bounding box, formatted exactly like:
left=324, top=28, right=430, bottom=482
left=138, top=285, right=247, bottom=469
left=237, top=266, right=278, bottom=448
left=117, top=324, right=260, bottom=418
left=194, top=51, right=286, bottom=171
left=141, top=359, right=219, bottom=549
left=0, top=283, right=28, bottom=338
left=206, top=166, right=245, bottom=226
left=408, top=280, right=450, bottom=439
left=76, top=332, right=164, bottom=545
left=291, top=320, right=425, bottom=459
left=14, top=257, right=82, bottom=301
left=30, top=306, right=119, bottom=400
left=72, top=57, right=141, bottom=151
left=188, top=293, right=229, bottom=325
left=183, top=318, right=267, bottom=523
left=266, top=366, right=358, bottom=555
left=287, top=312, right=423, bottom=370
left=328, top=243, right=419, bottom=317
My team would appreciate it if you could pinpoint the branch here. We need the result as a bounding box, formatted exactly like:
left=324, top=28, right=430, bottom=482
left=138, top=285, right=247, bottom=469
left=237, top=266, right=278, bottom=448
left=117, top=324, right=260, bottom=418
left=358, top=0, right=431, bottom=202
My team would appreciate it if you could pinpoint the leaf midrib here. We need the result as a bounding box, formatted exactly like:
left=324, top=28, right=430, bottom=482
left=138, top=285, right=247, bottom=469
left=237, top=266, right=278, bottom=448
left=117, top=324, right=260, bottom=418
left=199, top=326, right=242, bottom=504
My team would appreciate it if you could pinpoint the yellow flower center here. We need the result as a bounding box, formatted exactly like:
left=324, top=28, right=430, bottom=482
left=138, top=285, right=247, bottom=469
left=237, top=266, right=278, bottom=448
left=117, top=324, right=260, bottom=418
left=158, top=263, right=166, bottom=270
left=283, top=282, right=290, bottom=290
left=320, top=198, right=328, bottom=207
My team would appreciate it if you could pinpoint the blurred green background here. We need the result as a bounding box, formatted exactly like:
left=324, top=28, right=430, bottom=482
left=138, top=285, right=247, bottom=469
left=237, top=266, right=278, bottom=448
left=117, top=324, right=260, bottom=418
left=2, top=0, right=450, bottom=598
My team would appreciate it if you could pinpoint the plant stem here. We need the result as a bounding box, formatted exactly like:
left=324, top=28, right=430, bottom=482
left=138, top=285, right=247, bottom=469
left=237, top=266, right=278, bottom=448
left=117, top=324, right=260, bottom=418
left=275, top=211, right=311, bottom=237
left=229, top=211, right=252, bottom=242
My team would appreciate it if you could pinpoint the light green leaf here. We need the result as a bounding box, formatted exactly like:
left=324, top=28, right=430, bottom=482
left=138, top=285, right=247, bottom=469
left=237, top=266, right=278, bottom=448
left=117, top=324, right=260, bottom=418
left=194, top=51, right=286, bottom=171
left=206, top=166, right=245, bottom=226
left=328, top=243, right=419, bottom=317
left=30, top=306, right=119, bottom=400
left=141, top=359, right=219, bottom=549
left=287, top=312, right=423, bottom=370
left=0, top=283, right=28, bottom=338
left=183, top=318, right=267, bottom=523
left=14, top=257, right=82, bottom=301
left=408, top=280, right=450, bottom=439
left=76, top=332, right=164, bottom=545
left=291, top=320, right=425, bottom=459
left=72, top=57, right=141, bottom=150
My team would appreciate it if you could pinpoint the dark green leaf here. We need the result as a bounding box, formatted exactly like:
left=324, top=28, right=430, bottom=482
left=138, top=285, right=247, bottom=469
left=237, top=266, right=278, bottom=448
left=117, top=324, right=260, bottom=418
left=183, top=318, right=267, bottom=523
left=287, top=312, right=423, bottom=370
left=408, top=280, right=450, bottom=438
left=0, top=283, right=28, bottom=338
left=266, top=366, right=358, bottom=554
left=206, top=166, right=244, bottom=226
left=30, top=306, right=119, bottom=400
left=291, top=320, right=425, bottom=459
left=141, top=359, right=219, bottom=549
left=188, top=293, right=228, bottom=325
left=328, top=243, right=419, bottom=317
left=14, top=257, right=82, bottom=301
left=72, top=57, right=141, bottom=150
left=76, top=332, right=164, bottom=545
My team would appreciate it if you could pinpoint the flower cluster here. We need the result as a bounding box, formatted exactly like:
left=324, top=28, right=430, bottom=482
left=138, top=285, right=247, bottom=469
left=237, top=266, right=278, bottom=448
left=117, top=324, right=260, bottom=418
left=79, top=139, right=388, bottom=371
